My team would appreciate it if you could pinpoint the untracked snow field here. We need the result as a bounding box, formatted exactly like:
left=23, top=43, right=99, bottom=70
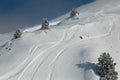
left=0, top=0, right=120, bottom=80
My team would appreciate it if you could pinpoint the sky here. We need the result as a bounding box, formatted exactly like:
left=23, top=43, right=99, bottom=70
left=0, top=0, right=95, bottom=33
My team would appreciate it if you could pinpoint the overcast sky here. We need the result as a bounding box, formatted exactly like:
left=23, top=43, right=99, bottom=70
left=0, top=0, right=95, bottom=33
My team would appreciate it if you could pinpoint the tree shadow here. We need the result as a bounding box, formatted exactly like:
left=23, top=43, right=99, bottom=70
left=76, top=62, right=99, bottom=75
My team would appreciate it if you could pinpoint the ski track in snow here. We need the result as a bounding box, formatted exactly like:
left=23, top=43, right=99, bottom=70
left=0, top=45, right=40, bottom=80
left=46, top=33, right=80, bottom=80
left=46, top=49, right=65, bottom=80
left=18, top=30, right=67, bottom=80
left=31, top=30, right=68, bottom=80
left=31, top=27, right=79, bottom=80
left=0, top=57, right=30, bottom=80
left=31, top=27, right=76, bottom=80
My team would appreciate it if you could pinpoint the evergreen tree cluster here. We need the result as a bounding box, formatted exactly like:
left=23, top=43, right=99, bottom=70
left=97, top=52, right=118, bottom=80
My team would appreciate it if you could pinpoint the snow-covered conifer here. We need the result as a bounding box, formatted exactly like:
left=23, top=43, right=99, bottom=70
left=41, top=18, right=49, bottom=30
left=97, top=52, right=118, bottom=80
left=70, top=8, right=79, bottom=17
left=14, top=29, right=22, bottom=39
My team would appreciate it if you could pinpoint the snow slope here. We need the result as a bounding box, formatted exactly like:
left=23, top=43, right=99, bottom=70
left=0, top=0, right=120, bottom=80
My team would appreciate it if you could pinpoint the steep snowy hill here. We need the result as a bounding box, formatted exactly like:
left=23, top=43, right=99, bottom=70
left=0, top=0, right=120, bottom=80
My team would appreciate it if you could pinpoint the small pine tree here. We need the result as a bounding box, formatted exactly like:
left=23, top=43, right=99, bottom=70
left=14, top=29, right=22, bottom=39
left=41, top=18, right=49, bottom=30
left=97, top=52, right=118, bottom=80
left=70, top=8, right=79, bottom=17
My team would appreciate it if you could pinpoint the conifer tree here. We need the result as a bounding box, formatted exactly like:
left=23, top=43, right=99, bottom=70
left=41, top=18, right=49, bottom=30
left=14, top=29, right=22, bottom=39
left=97, top=52, right=118, bottom=80
left=70, top=8, right=79, bottom=17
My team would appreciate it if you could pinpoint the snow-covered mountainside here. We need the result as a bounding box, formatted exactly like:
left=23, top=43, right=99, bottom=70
left=0, top=0, right=120, bottom=80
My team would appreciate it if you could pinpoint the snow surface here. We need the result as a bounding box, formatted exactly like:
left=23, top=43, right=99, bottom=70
left=0, top=0, right=120, bottom=80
